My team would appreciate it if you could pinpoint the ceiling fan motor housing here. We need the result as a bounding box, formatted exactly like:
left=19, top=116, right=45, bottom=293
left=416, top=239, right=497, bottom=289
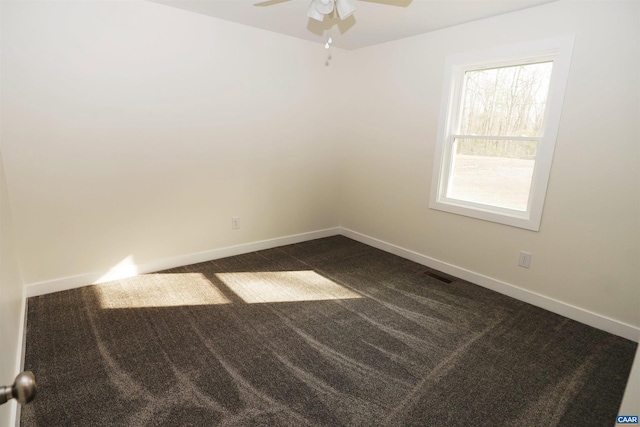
left=307, top=0, right=356, bottom=21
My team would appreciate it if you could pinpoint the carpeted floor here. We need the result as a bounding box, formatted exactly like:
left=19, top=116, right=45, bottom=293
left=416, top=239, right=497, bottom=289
left=22, top=236, right=637, bottom=426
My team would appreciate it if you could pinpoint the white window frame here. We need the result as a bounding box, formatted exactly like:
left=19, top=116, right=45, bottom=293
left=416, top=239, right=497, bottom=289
left=429, top=36, right=575, bottom=231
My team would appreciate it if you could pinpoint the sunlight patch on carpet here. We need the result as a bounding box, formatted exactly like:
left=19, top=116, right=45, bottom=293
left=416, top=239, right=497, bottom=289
left=215, top=270, right=362, bottom=303
left=97, top=273, right=231, bottom=308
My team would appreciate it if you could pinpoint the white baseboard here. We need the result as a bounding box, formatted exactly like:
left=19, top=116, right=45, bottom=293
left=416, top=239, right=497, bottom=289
left=26, top=227, right=341, bottom=298
left=339, top=227, right=640, bottom=343
left=23, top=225, right=639, bottom=342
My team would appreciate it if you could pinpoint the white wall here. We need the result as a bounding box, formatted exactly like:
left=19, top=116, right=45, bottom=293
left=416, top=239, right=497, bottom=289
left=340, top=1, right=640, bottom=329
left=1, top=0, right=344, bottom=286
left=1, top=1, right=637, bottom=329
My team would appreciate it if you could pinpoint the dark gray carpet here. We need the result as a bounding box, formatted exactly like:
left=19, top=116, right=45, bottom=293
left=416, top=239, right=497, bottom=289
left=22, top=236, right=636, bottom=426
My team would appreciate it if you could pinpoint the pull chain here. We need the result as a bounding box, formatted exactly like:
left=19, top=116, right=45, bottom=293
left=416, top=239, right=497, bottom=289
left=325, top=29, right=333, bottom=66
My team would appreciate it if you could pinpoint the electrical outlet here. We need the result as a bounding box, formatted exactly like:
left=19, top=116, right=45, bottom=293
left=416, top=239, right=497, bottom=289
left=231, top=217, right=240, bottom=230
left=518, top=251, right=532, bottom=268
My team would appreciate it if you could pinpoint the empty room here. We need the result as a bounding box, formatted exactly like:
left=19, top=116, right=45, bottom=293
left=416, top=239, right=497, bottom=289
left=1, top=0, right=638, bottom=426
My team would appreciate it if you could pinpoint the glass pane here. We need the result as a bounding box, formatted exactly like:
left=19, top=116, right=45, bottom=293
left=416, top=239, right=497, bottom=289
left=459, top=62, right=553, bottom=137
left=447, top=139, right=537, bottom=211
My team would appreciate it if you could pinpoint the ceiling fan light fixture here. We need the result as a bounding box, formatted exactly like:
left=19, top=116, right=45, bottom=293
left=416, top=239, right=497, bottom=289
left=336, top=0, right=356, bottom=19
left=313, top=0, right=334, bottom=15
left=306, top=1, right=325, bottom=21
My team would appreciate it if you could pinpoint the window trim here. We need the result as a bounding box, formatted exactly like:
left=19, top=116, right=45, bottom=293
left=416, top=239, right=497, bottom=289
left=429, top=36, right=575, bottom=231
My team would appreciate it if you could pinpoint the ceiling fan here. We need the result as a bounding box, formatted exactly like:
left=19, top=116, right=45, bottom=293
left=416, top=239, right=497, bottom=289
left=254, top=0, right=411, bottom=22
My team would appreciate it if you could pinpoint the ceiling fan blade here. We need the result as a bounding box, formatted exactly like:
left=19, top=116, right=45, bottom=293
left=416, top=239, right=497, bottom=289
left=358, top=0, right=412, bottom=7
left=336, top=0, right=356, bottom=19
left=254, top=0, right=292, bottom=6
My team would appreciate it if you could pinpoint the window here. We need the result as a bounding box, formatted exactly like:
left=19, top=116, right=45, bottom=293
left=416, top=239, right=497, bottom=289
left=430, top=37, right=575, bottom=231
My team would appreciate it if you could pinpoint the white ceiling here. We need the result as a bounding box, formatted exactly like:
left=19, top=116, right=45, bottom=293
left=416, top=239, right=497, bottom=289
left=149, top=0, right=557, bottom=50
